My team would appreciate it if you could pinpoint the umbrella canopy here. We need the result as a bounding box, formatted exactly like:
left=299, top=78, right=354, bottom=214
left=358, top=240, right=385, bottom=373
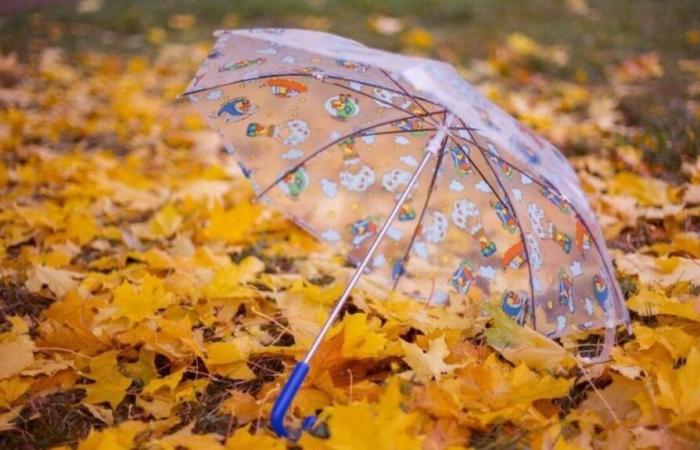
left=185, top=28, right=629, bottom=339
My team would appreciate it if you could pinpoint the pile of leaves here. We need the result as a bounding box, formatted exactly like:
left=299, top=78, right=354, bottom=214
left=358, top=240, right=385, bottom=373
left=1, top=24, right=700, bottom=450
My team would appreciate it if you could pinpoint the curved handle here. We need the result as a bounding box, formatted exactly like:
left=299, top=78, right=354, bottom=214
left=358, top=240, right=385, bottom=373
left=271, top=362, right=314, bottom=438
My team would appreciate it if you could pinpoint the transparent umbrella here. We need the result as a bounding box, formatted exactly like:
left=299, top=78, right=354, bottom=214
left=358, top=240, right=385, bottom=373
left=184, top=28, right=630, bottom=438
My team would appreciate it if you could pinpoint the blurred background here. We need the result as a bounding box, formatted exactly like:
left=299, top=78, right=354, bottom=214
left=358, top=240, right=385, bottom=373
left=2, top=0, right=699, bottom=178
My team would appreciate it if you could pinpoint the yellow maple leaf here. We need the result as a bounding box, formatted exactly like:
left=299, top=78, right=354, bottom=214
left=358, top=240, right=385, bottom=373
left=199, top=256, right=264, bottom=300
left=608, top=172, right=670, bottom=206
left=299, top=377, right=423, bottom=450
left=83, top=351, right=132, bottom=408
left=112, top=274, right=175, bottom=322
left=144, top=203, right=184, bottom=239
left=338, top=313, right=390, bottom=359
left=0, top=333, right=34, bottom=380
left=25, top=264, right=83, bottom=299
left=205, top=338, right=257, bottom=379
left=205, top=340, right=247, bottom=365
left=484, top=303, right=575, bottom=371
left=204, top=202, right=261, bottom=244
left=224, top=429, right=284, bottom=450
left=0, top=377, right=31, bottom=408
left=401, top=335, right=463, bottom=382
left=655, top=346, right=700, bottom=425
left=633, top=324, right=694, bottom=360
left=421, top=354, right=573, bottom=427
left=142, top=368, right=184, bottom=396
left=77, top=421, right=146, bottom=450
left=65, top=209, right=100, bottom=245
left=627, top=287, right=700, bottom=322
left=156, top=423, right=224, bottom=450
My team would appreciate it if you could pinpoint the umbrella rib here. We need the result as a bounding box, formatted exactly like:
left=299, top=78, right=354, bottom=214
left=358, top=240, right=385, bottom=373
left=184, top=71, right=442, bottom=108
left=446, top=135, right=511, bottom=213
left=378, top=68, right=439, bottom=127
left=253, top=109, right=446, bottom=200
left=391, top=134, right=449, bottom=292
left=450, top=130, right=624, bottom=322
left=454, top=120, right=538, bottom=327
left=321, top=78, right=439, bottom=121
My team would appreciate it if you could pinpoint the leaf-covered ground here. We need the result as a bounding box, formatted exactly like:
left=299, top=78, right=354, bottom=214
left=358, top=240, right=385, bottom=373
left=1, top=1, right=700, bottom=449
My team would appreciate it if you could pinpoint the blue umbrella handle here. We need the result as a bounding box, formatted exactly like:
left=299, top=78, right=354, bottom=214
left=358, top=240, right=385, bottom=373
left=270, top=361, right=315, bottom=438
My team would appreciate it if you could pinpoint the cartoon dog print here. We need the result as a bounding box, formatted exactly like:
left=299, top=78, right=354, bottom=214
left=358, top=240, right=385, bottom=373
left=325, top=94, right=360, bottom=121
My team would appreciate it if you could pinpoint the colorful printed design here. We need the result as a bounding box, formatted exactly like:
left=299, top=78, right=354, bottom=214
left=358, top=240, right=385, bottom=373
left=325, top=94, right=360, bottom=121
left=383, top=169, right=416, bottom=220
left=398, top=204, right=416, bottom=221
left=246, top=119, right=310, bottom=146
left=513, top=138, right=540, bottom=164
left=593, top=274, right=609, bottom=310
left=451, top=199, right=496, bottom=256
left=450, top=260, right=476, bottom=294
left=391, top=259, right=406, bottom=281
left=338, top=137, right=359, bottom=161
left=217, top=97, right=256, bottom=122
left=336, top=59, right=370, bottom=73
left=449, top=145, right=473, bottom=176
left=372, top=88, right=401, bottom=107
left=219, top=57, right=266, bottom=72
left=279, top=167, right=309, bottom=198
left=496, top=158, right=512, bottom=177
left=502, top=289, right=529, bottom=322
left=540, top=185, right=571, bottom=214
left=502, top=241, right=527, bottom=269
left=351, top=216, right=379, bottom=247
left=486, top=143, right=512, bottom=177
left=395, top=117, right=427, bottom=135
left=575, top=220, right=591, bottom=254
left=265, top=79, right=308, bottom=97
left=492, top=200, right=518, bottom=233
left=474, top=227, right=497, bottom=257
left=559, top=269, right=574, bottom=313
left=550, top=224, right=573, bottom=254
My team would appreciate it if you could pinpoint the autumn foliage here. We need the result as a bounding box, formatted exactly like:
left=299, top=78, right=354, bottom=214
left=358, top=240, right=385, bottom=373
left=1, top=8, right=700, bottom=450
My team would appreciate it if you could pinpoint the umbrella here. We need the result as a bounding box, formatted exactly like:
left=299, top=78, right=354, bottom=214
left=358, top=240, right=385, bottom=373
left=183, top=28, right=630, bottom=438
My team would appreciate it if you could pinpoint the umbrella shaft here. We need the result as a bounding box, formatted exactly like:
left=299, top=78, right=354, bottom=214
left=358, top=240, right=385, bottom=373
left=303, top=149, right=435, bottom=364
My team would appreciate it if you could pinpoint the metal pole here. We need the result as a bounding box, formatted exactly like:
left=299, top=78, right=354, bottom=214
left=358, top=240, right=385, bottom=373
left=302, top=115, right=452, bottom=364
left=271, top=114, right=453, bottom=438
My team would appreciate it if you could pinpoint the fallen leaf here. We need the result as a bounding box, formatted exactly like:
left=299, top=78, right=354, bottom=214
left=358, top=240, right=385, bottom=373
left=401, top=335, right=463, bottom=382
